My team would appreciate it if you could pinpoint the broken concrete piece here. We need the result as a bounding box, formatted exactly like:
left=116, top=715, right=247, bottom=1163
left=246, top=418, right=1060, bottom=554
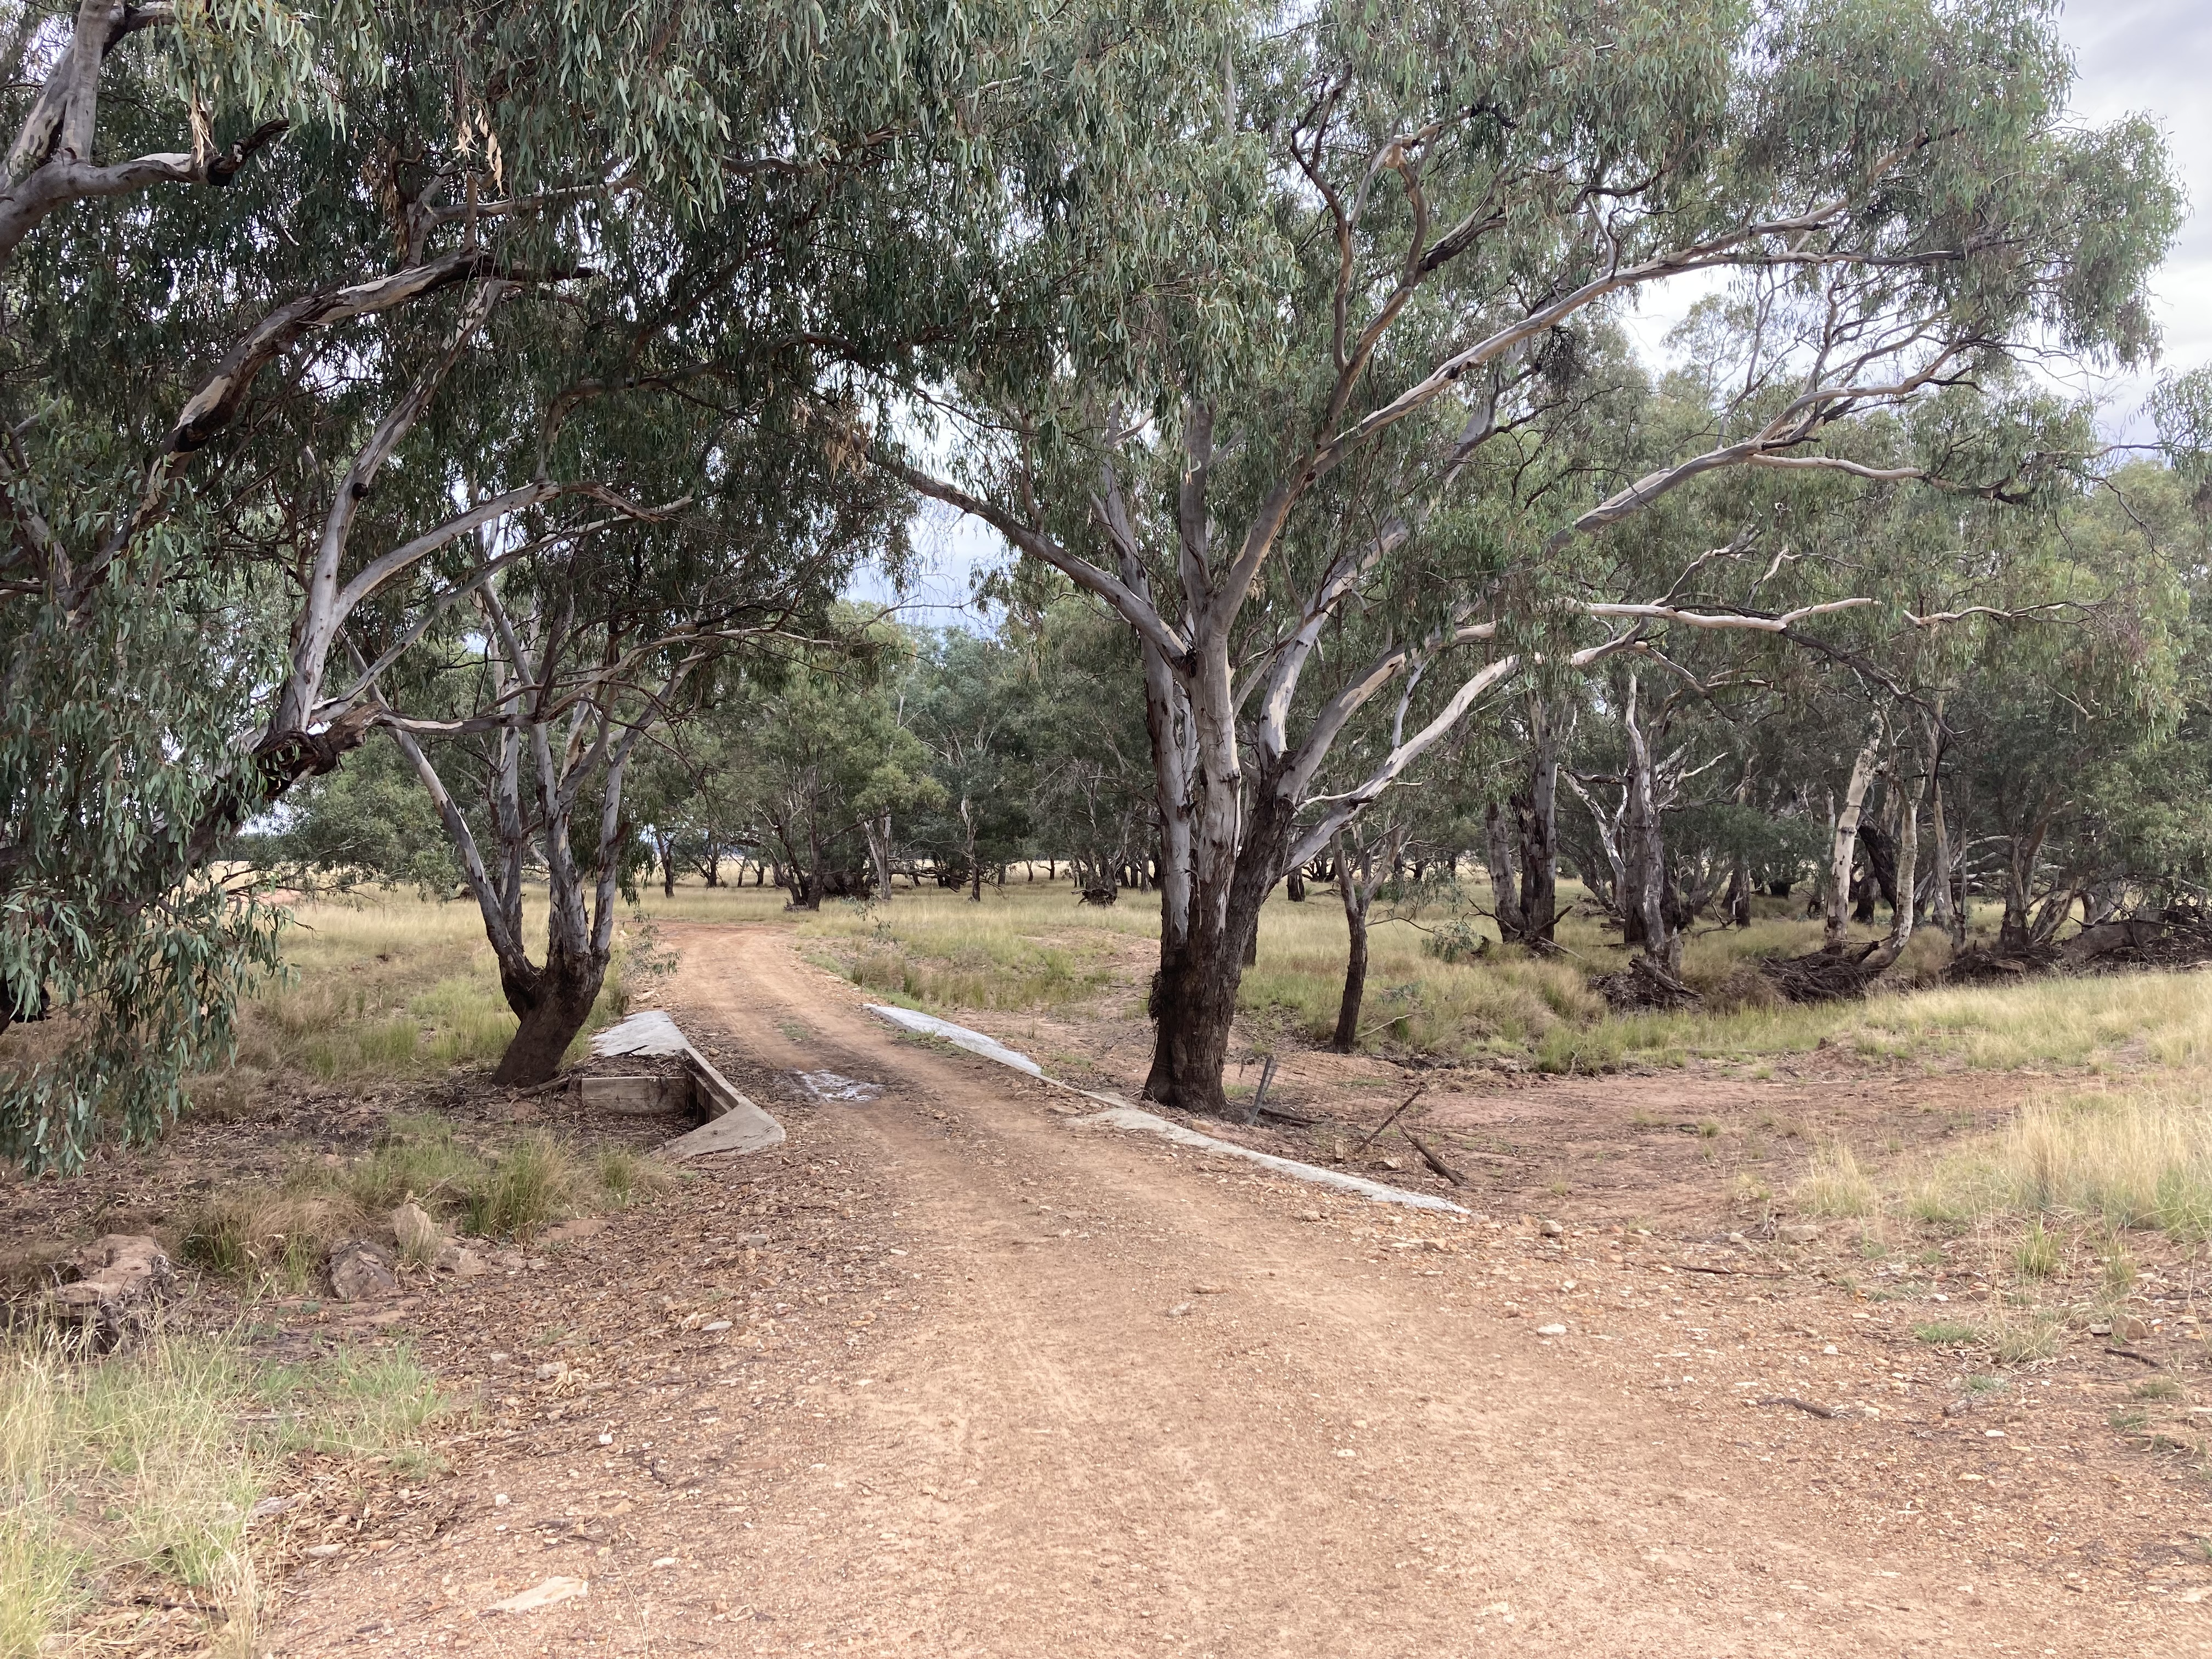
left=579, top=1074, right=693, bottom=1116
left=47, top=1234, right=172, bottom=1348
left=794, top=1070, right=884, bottom=1102
left=328, top=1238, right=399, bottom=1301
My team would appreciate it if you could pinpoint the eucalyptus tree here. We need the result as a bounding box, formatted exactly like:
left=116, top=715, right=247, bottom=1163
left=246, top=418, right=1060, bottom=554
left=0, top=0, right=999, bottom=1164
left=877, top=0, right=2177, bottom=1111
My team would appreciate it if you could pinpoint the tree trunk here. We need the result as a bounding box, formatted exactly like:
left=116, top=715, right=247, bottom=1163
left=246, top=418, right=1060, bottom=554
left=1485, top=800, right=1525, bottom=941
left=1620, top=674, right=1677, bottom=973
left=1825, top=713, right=1885, bottom=952
left=1514, top=695, right=1568, bottom=945
left=1999, top=819, right=2050, bottom=952
left=1331, top=835, right=1369, bottom=1053
left=1143, top=781, right=1297, bottom=1117
left=491, top=945, right=606, bottom=1087
left=864, top=811, right=895, bottom=902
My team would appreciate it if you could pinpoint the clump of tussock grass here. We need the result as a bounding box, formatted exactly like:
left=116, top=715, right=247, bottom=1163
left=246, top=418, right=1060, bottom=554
left=1796, top=1142, right=1878, bottom=1217
left=595, top=1148, right=675, bottom=1207
left=178, top=1191, right=366, bottom=1293
left=185, top=1115, right=657, bottom=1290
left=0, top=1330, right=450, bottom=1655
left=461, top=1132, right=584, bottom=1240
left=1906, top=1084, right=2212, bottom=1240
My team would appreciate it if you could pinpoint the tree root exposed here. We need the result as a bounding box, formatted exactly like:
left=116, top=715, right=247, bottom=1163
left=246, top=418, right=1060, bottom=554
left=1595, top=956, right=1700, bottom=1012
left=1758, top=941, right=1886, bottom=1004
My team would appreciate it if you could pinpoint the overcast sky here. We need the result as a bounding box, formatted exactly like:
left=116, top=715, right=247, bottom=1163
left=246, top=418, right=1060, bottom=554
left=874, top=1, right=2211, bottom=618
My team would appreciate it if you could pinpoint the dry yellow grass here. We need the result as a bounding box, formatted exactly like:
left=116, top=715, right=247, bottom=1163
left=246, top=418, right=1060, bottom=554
left=0, top=1330, right=447, bottom=1656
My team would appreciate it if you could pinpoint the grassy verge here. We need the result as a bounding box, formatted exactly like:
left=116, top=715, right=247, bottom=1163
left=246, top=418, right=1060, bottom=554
left=179, top=1113, right=673, bottom=1291
left=192, top=896, right=650, bottom=1116
left=770, top=877, right=2212, bottom=1078
left=794, top=889, right=1148, bottom=1013
left=0, top=1329, right=448, bottom=1657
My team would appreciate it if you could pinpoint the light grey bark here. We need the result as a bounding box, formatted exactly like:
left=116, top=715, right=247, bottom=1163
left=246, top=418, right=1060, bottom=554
left=1824, top=711, right=1887, bottom=952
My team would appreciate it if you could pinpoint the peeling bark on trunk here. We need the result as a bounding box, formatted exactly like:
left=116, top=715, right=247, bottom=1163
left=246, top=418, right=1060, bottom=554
left=1514, top=697, right=1568, bottom=946
left=1620, top=675, right=1679, bottom=975
left=1484, top=801, right=1525, bottom=942
left=1825, top=714, right=1886, bottom=953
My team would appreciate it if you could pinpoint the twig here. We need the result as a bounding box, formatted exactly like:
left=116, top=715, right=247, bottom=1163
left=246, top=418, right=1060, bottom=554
left=1246, top=1053, right=1279, bottom=1126
left=2104, top=1346, right=2161, bottom=1367
left=1353, top=1085, right=1427, bottom=1154
left=510, top=1070, right=578, bottom=1098
left=1757, top=1395, right=1841, bottom=1419
left=1400, top=1126, right=1467, bottom=1187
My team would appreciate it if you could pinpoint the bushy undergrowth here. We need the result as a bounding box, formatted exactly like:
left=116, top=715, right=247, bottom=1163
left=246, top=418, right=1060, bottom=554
left=0, top=1331, right=447, bottom=1656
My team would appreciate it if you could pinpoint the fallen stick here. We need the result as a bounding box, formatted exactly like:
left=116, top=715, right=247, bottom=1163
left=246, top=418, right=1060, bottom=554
left=1353, top=1085, right=1427, bottom=1155
left=1400, top=1127, right=1468, bottom=1188
left=1757, top=1395, right=1841, bottom=1419
left=2104, top=1346, right=2161, bottom=1367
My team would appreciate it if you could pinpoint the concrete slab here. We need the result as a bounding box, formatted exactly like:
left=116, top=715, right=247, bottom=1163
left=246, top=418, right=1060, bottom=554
left=865, top=1005, right=1043, bottom=1076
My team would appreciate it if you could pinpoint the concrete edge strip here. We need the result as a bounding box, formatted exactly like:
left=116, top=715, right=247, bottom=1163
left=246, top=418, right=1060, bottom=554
left=862, top=1004, right=1467, bottom=1216
left=592, top=1011, right=786, bottom=1160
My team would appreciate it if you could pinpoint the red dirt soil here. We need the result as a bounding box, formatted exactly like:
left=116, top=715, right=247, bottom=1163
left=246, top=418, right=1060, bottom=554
left=262, top=925, right=2212, bottom=1656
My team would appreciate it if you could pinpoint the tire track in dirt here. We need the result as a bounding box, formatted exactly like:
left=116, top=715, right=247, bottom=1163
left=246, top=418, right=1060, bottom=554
left=646, top=926, right=2181, bottom=1657
left=273, top=924, right=2199, bottom=1656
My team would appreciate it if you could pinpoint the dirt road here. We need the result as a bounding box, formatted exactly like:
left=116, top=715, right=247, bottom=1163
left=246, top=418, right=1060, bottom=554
left=276, top=927, right=2208, bottom=1656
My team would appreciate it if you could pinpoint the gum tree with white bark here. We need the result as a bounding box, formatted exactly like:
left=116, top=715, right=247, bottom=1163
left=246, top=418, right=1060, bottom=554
left=876, top=0, right=2176, bottom=1113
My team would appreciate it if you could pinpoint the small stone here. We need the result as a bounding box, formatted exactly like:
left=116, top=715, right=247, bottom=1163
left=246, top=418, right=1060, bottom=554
left=1726, top=1232, right=1748, bottom=1246
left=1535, top=1323, right=1568, bottom=1336
left=303, top=1543, right=345, bottom=1559
left=389, top=1201, right=443, bottom=1259
left=1822, top=1344, right=1838, bottom=1355
left=702, top=1319, right=732, bottom=1333
left=1776, top=1223, right=1821, bottom=1245
left=597, top=1433, right=614, bottom=1446
left=493, top=1493, right=511, bottom=1506
left=2088, top=1323, right=2113, bottom=1336
left=535, top=1361, right=569, bottom=1381
left=326, top=1239, right=399, bottom=1302
left=653, top=1556, right=678, bottom=1568
left=1166, top=1302, right=1194, bottom=1318
left=1537, top=1219, right=1565, bottom=1238
left=1297, top=1210, right=1324, bottom=1222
